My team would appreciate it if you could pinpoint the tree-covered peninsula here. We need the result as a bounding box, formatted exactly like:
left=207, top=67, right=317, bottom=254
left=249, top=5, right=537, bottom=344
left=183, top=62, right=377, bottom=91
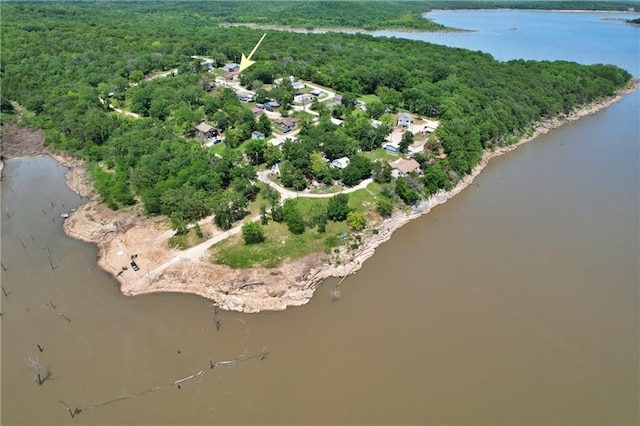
left=1, top=1, right=634, bottom=290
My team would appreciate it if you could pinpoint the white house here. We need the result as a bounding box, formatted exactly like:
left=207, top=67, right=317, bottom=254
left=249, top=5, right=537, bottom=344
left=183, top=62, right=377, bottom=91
left=294, top=94, right=314, bottom=104
left=330, top=157, right=350, bottom=169
left=292, top=81, right=306, bottom=90
left=397, top=112, right=413, bottom=129
left=425, top=119, right=440, bottom=133
left=274, top=76, right=305, bottom=90
left=251, top=131, right=265, bottom=140
left=274, top=76, right=295, bottom=85
left=271, top=161, right=284, bottom=176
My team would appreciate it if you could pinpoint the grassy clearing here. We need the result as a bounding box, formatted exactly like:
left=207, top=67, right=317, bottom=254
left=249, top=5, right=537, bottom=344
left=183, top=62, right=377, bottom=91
left=362, top=148, right=397, bottom=162
left=209, top=182, right=384, bottom=268
left=358, top=94, right=380, bottom=105
left=168, top=226, right=208, bottom=250
left=210, top=219, right=350, bottom=268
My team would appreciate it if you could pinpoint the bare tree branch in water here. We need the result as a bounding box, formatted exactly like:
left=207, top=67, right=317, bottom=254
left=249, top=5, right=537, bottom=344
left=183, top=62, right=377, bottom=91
left=48, top=255, right=58, bottom=271
left=59, top=400, right=81, bottom=418
left=61, top=346, right=268, bottom=418
left=26, top=356, right=51, bottom=385
left=329, top=287, right=341, bottom=302
left=16, top=236, right=26, bottom=251
left=211, top=303, right=222, bottom=331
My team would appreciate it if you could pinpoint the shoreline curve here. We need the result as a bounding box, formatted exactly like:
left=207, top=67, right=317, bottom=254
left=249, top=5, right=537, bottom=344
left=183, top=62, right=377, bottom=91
left=3, top=81, right=636, bottom=313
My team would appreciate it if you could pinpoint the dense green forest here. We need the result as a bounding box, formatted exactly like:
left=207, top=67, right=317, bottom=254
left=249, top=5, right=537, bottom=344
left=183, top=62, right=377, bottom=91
left=11, top=1, right=635, bottom=32
left=1, top=1, right=633, bottom=237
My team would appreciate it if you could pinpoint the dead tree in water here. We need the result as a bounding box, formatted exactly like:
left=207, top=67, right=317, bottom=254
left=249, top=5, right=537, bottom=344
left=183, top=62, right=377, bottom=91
left=211, top=303, right=222, bottom=331
left=59, top=401, right=81, bottom=419
left=26, top=356, right=51, bottom=385
left=329, top=287, right=341, bottom=302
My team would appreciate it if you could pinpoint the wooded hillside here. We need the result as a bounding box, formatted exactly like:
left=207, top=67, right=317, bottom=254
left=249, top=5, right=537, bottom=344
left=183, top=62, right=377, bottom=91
left=1, top=1, right=633, bottom=235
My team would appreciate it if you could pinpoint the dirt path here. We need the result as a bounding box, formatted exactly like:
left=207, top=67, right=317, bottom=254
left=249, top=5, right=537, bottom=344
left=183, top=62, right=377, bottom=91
left=256, top=170, right=373, bottom=199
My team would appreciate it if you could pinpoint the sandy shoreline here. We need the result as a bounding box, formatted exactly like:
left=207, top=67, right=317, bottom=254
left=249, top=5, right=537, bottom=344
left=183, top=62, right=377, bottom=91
left=2, top=81, right=636, bottom=313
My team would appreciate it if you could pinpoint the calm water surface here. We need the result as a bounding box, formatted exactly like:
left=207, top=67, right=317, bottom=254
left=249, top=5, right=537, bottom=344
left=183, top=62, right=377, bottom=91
left=2, top=10, right=638, bottom=425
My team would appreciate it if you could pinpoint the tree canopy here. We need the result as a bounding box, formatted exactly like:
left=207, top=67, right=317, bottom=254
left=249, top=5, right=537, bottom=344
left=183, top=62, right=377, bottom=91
left=1, top=1, right=632, bottom=233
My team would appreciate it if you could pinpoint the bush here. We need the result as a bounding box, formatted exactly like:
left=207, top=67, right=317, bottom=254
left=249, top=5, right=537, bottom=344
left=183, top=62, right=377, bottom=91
left=346, top=211, right=366, bottom=231
left=376, top=197, right=394, bottom=217
left=324, top=235, right=339, bottom=248
left=242, top=221, right=265, bottom=244
left=327, top=193, right=350, bottom=221
left=283, top=200, right=305, bottom=235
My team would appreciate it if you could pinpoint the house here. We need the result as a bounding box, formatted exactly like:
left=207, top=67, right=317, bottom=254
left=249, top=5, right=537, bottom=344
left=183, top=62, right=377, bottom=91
left=195, top=121, right=217, bottom=139
left=265, top=100, right=280, bottom=111
left=333, top=94, right=343, bottom=104
left=330, top=157, right=350, bottom=169
left=397, top=113, right=413, bottom=129
left=252, top=106, right=263, bottom=115
left=271, top=161, right=284, bottom=176
left=310, top=89, right=324, bottom=96
left=269, top=135, right=294, bottom=148
left=274, top=76, right=304, bottom=90
left=274, top=76, right=295, bottom=85
left=251, top=131, right=265, bottom=140
left=330, top=117, right=344, bottom=126
left=355, top=101, right=367, bottom=111
left=237, top=92, right=255, bottom=102
left=294, top=94, right=314, bottom=104
left=223, top=63, right=240, bottom=72
left=389, top=158, right=421, bottom=178
left=275, top=117, right=299, bottom=133
left=384, top=142, right=401, bottom=154
left=424, top=119, right=440, bottom=133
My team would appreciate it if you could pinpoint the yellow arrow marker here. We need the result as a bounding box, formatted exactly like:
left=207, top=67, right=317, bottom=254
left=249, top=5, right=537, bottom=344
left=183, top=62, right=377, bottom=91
left=239, top=33, right=267, bottom=73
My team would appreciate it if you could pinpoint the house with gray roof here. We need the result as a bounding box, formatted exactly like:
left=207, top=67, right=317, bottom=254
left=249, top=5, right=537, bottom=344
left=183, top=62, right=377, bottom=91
left=397, top=113, right=413, bottom=129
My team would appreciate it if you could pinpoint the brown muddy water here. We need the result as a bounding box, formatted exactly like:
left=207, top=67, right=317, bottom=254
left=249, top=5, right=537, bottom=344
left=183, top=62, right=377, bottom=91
left=3, top=10, right=640, bottom=422
left=2, top=92, right=638, bottom=425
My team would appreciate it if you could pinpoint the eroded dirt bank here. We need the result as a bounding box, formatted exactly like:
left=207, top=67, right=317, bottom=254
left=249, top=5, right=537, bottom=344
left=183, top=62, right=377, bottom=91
left=2, top=82, right=635, bottom=312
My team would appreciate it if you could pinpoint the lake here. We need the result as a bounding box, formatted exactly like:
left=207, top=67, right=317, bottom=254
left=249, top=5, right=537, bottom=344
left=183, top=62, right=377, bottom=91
left=2, top=9, right=638, bottom=425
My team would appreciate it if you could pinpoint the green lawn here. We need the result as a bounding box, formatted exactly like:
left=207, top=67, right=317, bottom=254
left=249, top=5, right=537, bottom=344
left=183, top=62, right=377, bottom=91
left=209, top=220, right=350, bottom=268
left=362, top=148, right=397, bottom=162
left=168, top=226, right=208, bottom=250
left=358, top=94, right=380, bottom=105
left=208, top=179, right=384, bottom=269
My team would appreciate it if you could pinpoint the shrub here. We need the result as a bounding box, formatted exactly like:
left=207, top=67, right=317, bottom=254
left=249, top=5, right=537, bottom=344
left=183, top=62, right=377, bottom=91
left=346, top=211, right=366, bottom=231
left=242, top=221, right=265, bottom=244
